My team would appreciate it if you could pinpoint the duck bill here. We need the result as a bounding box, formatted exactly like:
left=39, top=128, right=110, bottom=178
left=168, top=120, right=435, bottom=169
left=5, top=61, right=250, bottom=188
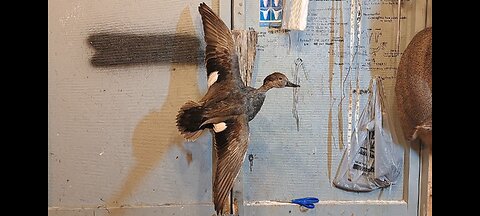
left=286, top=81, right=300, bottom=87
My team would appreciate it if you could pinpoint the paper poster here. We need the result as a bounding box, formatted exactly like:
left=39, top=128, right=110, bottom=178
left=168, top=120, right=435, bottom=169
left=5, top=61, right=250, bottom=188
left=260, top=0, right=282, bottom=27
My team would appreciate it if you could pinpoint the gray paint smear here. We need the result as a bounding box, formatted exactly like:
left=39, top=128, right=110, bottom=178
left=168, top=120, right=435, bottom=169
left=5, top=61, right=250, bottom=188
left=88, top=33, right=202, bottom=67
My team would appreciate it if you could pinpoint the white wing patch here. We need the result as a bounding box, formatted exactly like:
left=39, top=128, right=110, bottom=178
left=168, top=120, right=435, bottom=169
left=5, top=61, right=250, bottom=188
left=207, top=71, right=219, bottom=88
left=213, top=122, right=227, bottom=133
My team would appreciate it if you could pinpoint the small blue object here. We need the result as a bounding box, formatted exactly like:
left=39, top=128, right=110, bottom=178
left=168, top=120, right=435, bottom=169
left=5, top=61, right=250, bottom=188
left=291, top=197, right=319, bottom=209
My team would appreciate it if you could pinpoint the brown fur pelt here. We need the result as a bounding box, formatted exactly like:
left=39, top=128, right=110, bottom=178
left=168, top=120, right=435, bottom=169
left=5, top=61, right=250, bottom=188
left=395, top=27, right=432, bottom=147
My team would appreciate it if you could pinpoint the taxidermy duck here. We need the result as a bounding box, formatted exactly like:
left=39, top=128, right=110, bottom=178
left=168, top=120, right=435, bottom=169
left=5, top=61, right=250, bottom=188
left=176, top=3, right=300, bottom=214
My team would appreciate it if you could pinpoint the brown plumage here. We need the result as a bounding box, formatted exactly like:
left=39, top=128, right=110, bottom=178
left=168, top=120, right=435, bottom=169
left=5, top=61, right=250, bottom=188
left=176, top=3, right=299, bottom=214
left=395, top=27, right=432, bottom=147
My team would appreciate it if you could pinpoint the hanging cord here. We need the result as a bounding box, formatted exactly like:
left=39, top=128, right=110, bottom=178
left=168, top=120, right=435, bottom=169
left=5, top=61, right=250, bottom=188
left=394, top=0, right=402, bottom=77
left=396, top=0, right=402, bottom=57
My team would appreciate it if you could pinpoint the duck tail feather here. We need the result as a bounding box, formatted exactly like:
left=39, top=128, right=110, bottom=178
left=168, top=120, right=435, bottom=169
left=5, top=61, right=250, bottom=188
left=176, top=101, right=205, bottom=141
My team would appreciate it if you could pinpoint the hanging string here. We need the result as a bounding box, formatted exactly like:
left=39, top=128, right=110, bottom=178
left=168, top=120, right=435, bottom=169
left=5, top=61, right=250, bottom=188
left=396, top=0, right=402, bottom=57
left=394, top=0, right=402, bottom=77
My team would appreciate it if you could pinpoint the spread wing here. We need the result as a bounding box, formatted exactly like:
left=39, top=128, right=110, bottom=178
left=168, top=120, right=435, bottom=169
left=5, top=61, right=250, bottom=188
left=212, top=114, right=250, bottom=214
left=198, top=3, right=244, bottom=90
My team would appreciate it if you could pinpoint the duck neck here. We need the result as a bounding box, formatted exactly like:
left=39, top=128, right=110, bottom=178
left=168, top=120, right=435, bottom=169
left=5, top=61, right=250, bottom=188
left=257, top=84, right=272, bottom=93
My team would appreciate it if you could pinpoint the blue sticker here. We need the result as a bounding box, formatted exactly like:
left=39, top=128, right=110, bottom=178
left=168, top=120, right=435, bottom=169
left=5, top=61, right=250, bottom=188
left=260, top=0, right=282, bottom=27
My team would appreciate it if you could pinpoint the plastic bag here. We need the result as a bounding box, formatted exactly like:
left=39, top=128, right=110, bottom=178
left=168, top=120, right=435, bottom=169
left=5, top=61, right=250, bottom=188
left=333, top=78, right=403, bottom=192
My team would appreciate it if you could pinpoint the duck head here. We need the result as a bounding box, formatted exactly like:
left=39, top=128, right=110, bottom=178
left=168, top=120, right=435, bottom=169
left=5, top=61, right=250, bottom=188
left=262, top=72, right=300, bottom=89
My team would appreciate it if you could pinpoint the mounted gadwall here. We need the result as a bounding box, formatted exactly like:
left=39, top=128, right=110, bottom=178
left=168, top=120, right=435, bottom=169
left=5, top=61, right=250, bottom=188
left=176, top=3, right=300, bottom=214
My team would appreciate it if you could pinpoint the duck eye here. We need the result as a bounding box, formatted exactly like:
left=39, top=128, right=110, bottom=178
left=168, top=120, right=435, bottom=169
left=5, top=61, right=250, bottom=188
left=279, top=77, right=283, bottom=80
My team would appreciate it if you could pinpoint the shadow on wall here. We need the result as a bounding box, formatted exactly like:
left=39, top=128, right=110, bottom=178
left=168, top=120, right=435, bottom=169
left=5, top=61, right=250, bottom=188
left=87, top=7, right=204, bottom=215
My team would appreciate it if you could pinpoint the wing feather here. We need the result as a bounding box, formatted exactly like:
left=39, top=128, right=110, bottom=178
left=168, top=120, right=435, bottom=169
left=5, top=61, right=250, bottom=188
left=212, top=114, right=249, bottom=214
